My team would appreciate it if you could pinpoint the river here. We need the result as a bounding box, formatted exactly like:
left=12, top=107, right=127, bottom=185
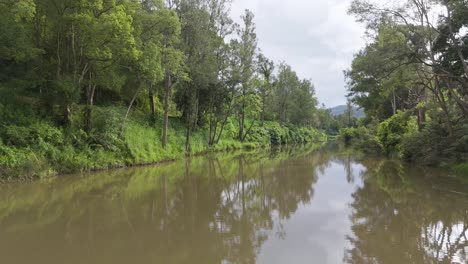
left=0, top=144, right=467, bottom=264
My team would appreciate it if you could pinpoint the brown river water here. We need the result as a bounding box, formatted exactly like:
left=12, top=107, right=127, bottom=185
left=0, top=145, right=467, bottom=264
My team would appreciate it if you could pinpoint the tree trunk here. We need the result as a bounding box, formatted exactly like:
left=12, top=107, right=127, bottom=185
left=61, top=104, right=71, bottom=127
left=417, top=108, right=426, bottom=130
left=212, top=121, right=218, bottom=145
left=122, top=89, right=139, bottom=133
left=391, top=90, right=397, bottom=115
left=242, top=119, right=256, bottom=142
left=149, top=85, right=155, bottom=115
left=208, top=97, right=215, bottom=146
left=162, top=72, right=172, bottom=149
left=85, top=83, right=96, bottom=133
left=239, top=107, right=245, bottom=142
left=185, top=114, right=191, bottom=153
left=216, top=114, right=229, bottom=145
left=239, top=89, right=245, bottom=142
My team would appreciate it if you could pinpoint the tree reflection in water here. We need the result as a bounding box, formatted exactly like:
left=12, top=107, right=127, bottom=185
left=0, top=145, right=327, bottom=264
left=344, top=159, right=468, bottom=264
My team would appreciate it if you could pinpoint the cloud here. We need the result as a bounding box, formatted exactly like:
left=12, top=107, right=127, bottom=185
left=230, top=0, right=365, bottom=107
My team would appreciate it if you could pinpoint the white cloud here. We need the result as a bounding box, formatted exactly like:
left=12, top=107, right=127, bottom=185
left=230, top=0, right=366, bottom=107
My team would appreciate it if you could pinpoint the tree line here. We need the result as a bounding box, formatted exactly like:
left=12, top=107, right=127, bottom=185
left=0, top=0, right=321, bottom=151
left=343, top=0, right=468, bottom=165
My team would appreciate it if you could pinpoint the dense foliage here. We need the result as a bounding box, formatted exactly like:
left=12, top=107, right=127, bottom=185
left=342, top=0, right=468, bottom=169
left=0, top=0, right=325, bottom=178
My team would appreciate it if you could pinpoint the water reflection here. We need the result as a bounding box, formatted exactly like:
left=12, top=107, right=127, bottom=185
left=345, top=159, right=468, bottom=264
left=0, top=145, right=466, bottom=264
left=0, top=146, right=324, bottom=264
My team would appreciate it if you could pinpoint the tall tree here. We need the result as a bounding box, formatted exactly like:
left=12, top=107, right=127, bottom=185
left=236, top=10, right=258, bottom=142
left=275, top=63, right=298, bottom=124
left=159, top=8, right=185, bottom=149
left=256, top=53, right=275, bottom=126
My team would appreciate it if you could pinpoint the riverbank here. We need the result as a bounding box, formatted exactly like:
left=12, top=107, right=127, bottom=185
left=0, top=107, right=326, bottom=180
left=337, top=121, right=468, bottom=178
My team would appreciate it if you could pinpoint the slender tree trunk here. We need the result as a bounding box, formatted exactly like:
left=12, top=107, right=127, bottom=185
left=239, top=89, right=245, bottom=142
left=185, top=114, right=191, bottom=153
left=212, top=104, right=220, bottom=145
left=162, top=72, right=172, bottom=149
left=209, top=97, right=215, bottom=146
left=239, top=107, right=245, bottom=142
left=242, top=119, right=256, bottom=142
left=391, top=90, right=397, bottom=115
left=149, top=84, right=155, bottom=115
left=85, top=82, right=96, bottom=133
left=417, top=108, right=426, bottom=130
left=216, top=115, right=229, bottom=144
left=122, top=89, right=139, bottom=133
left=212, top=120, right=218, bottom=145
left=62, top=104, right=71, bottom=127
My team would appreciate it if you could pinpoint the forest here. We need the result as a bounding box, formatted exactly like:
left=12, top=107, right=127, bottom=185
left=0, top=0, right=327, bottom=179
left=341, top=0, right=468, bottom=173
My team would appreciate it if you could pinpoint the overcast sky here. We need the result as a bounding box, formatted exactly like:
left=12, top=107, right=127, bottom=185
left=230, top=0, right=366, bottom=107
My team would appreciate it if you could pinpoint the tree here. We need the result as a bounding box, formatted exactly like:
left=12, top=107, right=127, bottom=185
left=289, top=79, right=317, bottom=126
left=236, top=10, right=258, bottom=142
left=275, top=63, right=297, bottom=124
left=256, top=53, right=275, bottom=126
left=348, top=0, right=468, bottom=131
left=159, top=8, right=185, bottom=149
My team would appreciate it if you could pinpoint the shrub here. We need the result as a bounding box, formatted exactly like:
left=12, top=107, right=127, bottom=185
left=338, top=126, right=383, bottom=154
left=4, top=122, right=64, bottom=148
left=89, top=107, right=126, bottom=152
left=246, top=126, right=270, bottom=145
left=0, top=145, right=52, bottom=179
left=377, top=111, right=417, bottom=156
left=401, top=119, right=468, bottom=164
left=265, top=122, right=289, bottom=145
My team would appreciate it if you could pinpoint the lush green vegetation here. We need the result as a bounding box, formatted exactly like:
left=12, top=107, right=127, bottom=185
left=0, top=0, right=326, bottom=179
left=0, top=105, right=325, bottom=179
left=339, top=0, right=468, bottom=173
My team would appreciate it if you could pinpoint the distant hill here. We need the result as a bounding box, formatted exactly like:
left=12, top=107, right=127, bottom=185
left=329, top=105, right=365, bottom=118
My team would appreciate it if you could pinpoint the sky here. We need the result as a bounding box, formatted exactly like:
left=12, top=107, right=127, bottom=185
left=230, top=0, right=366, bottom=107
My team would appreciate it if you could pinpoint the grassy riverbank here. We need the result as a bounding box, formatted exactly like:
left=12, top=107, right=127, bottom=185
left=0, top=106, right=326, bottom=180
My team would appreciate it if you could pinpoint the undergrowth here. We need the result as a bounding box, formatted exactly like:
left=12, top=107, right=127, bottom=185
left=0, top=107, right=326, bottom=180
